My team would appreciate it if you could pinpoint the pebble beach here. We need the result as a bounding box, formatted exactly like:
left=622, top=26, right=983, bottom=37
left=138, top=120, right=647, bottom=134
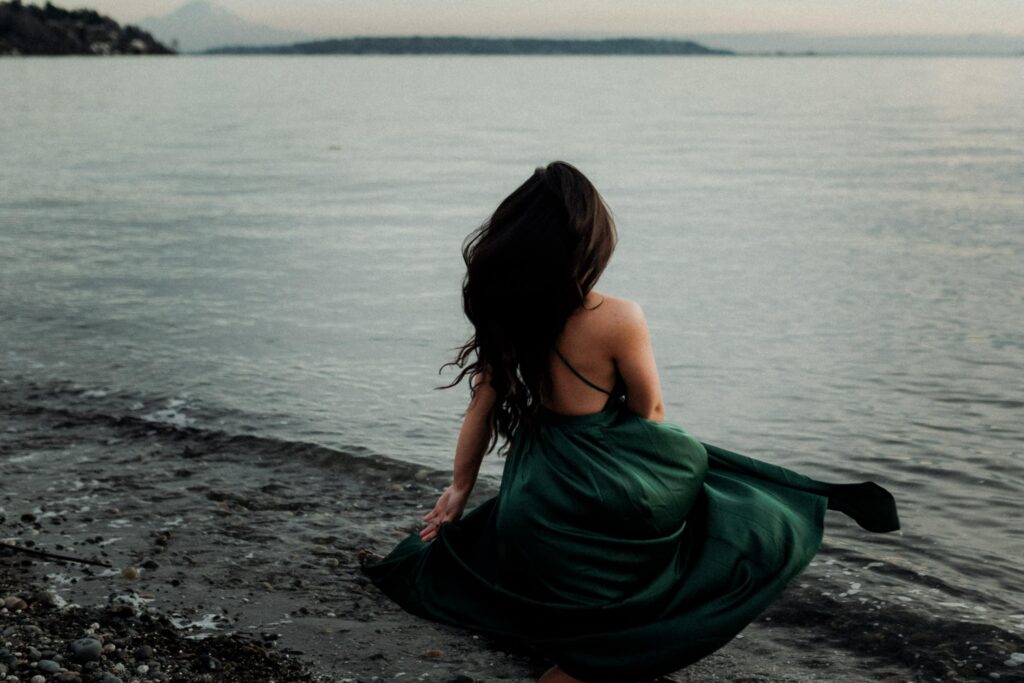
left=4, top=396, right=1023, bottom=683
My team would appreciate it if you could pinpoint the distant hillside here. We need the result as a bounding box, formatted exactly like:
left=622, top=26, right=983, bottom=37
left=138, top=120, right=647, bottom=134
left=205, top=36, right=734, bottom=56
left=140, top=0, right=311, bottom=53
left=0, top=0, right=173, bottom=55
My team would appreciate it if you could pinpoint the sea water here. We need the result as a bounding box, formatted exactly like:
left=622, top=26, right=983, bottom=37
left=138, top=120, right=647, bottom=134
left=1, top=54, right=1022, bottom=640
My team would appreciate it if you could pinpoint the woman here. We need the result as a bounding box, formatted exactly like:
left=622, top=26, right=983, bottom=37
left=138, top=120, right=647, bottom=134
left=361, top=161, right=899, bottom=683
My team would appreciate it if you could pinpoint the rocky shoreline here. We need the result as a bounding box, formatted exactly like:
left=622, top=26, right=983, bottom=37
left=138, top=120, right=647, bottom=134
left=0, top=400, right=551, bottom=682
left=0, top=575, right=319, bottom=682
left=3, top=395, right=1020, bottom=682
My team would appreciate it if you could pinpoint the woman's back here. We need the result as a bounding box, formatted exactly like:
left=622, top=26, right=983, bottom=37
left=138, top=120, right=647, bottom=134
left=543, top=291, right=665, bottom=421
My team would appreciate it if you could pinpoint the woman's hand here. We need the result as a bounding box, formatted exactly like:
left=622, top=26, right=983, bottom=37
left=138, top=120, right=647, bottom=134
left=420, top=484, right=470, bottom=542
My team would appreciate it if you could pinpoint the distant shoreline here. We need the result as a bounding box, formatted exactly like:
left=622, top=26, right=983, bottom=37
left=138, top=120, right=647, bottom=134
left=192, top=50, right=1024, bottom=58
left=203, top=35, right=734, bottom=56
left=8, top=51, right=1024, bottom=58
left=196, top=37, right=1024, bottom=58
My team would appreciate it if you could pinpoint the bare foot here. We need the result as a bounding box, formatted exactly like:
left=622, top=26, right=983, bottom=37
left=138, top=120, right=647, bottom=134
left=539, top=664, right=589, bottom=683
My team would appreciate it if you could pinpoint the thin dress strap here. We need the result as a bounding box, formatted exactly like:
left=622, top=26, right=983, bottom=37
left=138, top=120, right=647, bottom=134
left=553, top=347, right=612, bottom=396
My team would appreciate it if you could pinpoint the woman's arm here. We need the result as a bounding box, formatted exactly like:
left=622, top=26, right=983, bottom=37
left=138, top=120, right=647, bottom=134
left=610, top=300, right=665, bottom=422
left=451, top=371, right=497, bottom=493
left=420, top=370, right=496, bottom=542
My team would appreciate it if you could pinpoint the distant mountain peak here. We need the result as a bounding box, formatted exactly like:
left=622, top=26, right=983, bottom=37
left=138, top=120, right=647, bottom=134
left=164, top=1, right=235, bottom=20
left=140, top=0, right=311, bottom=53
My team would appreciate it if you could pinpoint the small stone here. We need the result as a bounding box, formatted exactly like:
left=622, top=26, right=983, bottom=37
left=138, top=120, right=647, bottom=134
left=2, top=597, right=27, bottom=611
left=68, top=638, right=102, bottom=663
left=133, top=645, right=153, bottom=661
left=120, top=566, right=140, bottom=580
left=38, top=659, right=62, bottom=673
left=135, top=664, right=149, bottom=675
left=422, top=648, right=444, bottom=658
left=30, top=675, right=46, bottom=683
left=57, top=673, right=80, bottom=682
left=102, top=643, right=116, bottom=653
left=32, top=591, right=59, bottom=608
left=96, top=674, right=123, bottom=683
left=197, top=654, right=220, bottom=671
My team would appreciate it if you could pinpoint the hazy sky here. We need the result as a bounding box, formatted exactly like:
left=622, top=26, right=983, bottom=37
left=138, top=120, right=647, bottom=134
left=43, top=0, right=1024, bottom=37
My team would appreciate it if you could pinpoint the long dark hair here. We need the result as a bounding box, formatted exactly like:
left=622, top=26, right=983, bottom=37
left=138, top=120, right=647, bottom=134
left=439, top=161, right=617, bottom=455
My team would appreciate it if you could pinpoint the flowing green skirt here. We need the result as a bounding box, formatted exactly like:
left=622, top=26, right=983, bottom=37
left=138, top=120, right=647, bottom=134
left=361, top=402, right=899, bottom=682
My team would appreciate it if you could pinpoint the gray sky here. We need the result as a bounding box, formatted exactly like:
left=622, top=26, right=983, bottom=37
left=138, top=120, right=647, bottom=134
left=41, top=0, right=1024, bottom=37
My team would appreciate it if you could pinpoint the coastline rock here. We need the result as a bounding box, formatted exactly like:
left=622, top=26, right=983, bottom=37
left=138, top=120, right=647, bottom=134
left=68, top=638, right=102, bottom=663
left=37, top=659, right=61, bottom=673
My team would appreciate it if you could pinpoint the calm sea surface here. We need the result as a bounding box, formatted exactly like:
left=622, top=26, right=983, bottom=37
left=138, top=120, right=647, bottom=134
left=1, top=55, right=1022, bottom=634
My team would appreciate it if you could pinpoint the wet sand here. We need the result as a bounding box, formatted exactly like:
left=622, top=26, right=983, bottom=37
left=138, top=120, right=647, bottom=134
left=3, top=400, right=1020, bottom=682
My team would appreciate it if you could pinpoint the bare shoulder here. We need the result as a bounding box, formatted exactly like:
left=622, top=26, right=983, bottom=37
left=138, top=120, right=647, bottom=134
left=591, top=292, right=647, bottom=328
left=585, top=292, right=648, bottom=353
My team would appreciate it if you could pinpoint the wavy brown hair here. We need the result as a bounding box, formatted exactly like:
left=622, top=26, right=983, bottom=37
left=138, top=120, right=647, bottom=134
left=439, top=161, right=617, bottom=455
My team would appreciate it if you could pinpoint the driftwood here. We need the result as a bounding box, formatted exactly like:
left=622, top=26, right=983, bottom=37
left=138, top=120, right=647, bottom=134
left=0, top=541, right=112, bottom=568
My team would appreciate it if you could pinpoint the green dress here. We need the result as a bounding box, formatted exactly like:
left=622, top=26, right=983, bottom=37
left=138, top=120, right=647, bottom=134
left=361, top=355, right=899, bottom=682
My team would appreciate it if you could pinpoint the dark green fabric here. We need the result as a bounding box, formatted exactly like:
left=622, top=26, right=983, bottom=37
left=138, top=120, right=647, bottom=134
left=362, top=398, right=899, bottom=682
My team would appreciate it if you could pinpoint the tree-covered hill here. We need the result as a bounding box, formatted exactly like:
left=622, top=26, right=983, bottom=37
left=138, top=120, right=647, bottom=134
left=0, top=0, right=175, bottom=55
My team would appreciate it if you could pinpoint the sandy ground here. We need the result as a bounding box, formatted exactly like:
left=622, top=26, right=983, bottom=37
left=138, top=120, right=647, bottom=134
left=3, top=400, right=1018, bottom=682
